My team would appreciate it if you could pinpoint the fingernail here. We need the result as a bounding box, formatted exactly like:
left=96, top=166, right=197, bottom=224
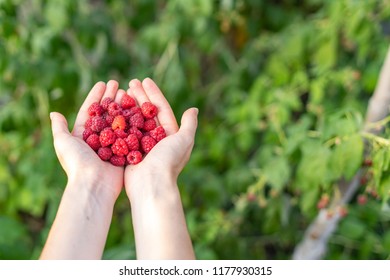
left=193, top=107, right=199, bottom=116
left=49, top=112, right=54, bottom=120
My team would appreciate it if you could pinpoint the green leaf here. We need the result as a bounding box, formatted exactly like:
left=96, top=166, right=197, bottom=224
left=262, top=156, right=290, bottom=190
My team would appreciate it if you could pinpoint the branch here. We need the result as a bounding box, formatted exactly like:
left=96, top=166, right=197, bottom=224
left=292, top=46, right=390, bottom=260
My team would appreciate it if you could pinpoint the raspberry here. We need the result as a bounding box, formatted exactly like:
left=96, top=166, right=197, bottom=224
left=357, top=194, right=367, bottom=205
left=127, top=151, right=143, bottom=165
left=141, top=102, right=158, bottom=119
left=128, top=126, right=143, bottom=140
left=129, top=106, right=142, bottom=116
left=141, top=135, right=157, bottom=153
left=125, top=134, right=139, bottom=151
left=121, top=94, right=136, bottom=109
left=82, top=128, right=94, bottom=141
left=110, top=155, right=126, bottom=166
left=150, top=126, right=166, bottom=142
left=98, top=147, right=112, bottom=161
left=108, top=102, right=122, bottom=116
left=122, top=109, right=132, bottom=120
left=90, top=116, right=107, bottom=132
left=105, top=115, right=114, bottom=125
left=112, top=115, right=126, bottom=131
left=88, top=102, right=104, bottom=116
left=86, top=134, right=101, bottom=151
left=111, top=138, right=129, bottom=156
left=130, top=113, right=144, bottom=129
left=99, top=128, right=116, bottom=147
left=101, top=97, right=113, bottom=110
left=143, top=118, right=157, bottom=131
left=114, top=129, right=128, bottom=139
left=85, top=117, right=93, bottom=129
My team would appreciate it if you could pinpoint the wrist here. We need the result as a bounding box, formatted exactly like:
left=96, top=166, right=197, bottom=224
left=66, top=174, right=117, bottom=209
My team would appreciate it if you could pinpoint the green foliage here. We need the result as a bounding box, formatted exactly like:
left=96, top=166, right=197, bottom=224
left=1, top=0, right=390, bottom=259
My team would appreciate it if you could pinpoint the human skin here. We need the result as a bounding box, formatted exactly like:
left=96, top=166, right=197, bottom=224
left=40, top=78, right=198, bottom=260
left=125, top=78, right=198, bottom=259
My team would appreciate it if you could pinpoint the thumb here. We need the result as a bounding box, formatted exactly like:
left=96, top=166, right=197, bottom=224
left=178, top=108, right=198, bottom=142
left=50, top=112, right=71, bottom=140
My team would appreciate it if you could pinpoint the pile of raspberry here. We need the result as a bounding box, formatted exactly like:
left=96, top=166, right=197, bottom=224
left=83, top=94, right=166, bottom=166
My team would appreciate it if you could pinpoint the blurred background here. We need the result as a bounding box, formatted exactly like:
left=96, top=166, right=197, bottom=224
left=1, top=0, right=390, bottom=260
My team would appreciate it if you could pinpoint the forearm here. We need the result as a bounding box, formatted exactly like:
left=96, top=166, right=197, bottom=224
left=40, top=178, right=115, bottom=260
left=128, top=174, right=195, bottom=260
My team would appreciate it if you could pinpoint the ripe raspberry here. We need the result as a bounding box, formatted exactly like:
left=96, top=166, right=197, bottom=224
left=86, top=134, right=101, bottom=151
left=98, top=147, right=112, bottom=161
left=143, top=118, right=157, bottom=131
left=357, top=194, right=367, bottom=205
left=108, top=102, right=122, bottom=116
left=90, top=116, right=107, bottom=132
left=121, top=94, right=136, bottom=109
left=127, top=151, right=143, bottom=165
left=114, top=129, right=128, bottom=139
left=128, top=126, right=143, bottom=140
left=88, top=102, right=104, bottom=116
left=125, top=134, right=139, bottom=151
left=130, top=113, right=144, bottom=129
left=112, top=115, right=127, bottom=131
left=101, top=97, right=113, bottom=110
left=141, top=102, right=158, bottom=119
left=150, top=126, right=166, bottom=142
left=83, top=128, right=94, bottom=141
left=99, top=128, right=116, bottom=147
left=85, top=117, right=93, bottom=129
left=105, top=115, right=114, bottom=125
left=111, top=138, right=129, bottom=156
left=129, top=106, right=142, bottom=116
left=141, top=135, right=157, bottom=153
left=122, top=109, right=132, bottom=120
left=110, top=155, right=126, bottom=166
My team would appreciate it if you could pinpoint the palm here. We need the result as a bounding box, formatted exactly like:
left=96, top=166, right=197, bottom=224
left=52, top=81, right=125, bottom=200
left=124, top=78, right=197, bottom=195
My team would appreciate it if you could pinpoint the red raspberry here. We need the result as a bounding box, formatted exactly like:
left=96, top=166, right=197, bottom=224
left=114, top=129, right=128, bottom=139
left=357, top=194, right=367, bottom=205
left=99, top=128, right=116, bottom=147
left=125, top=134, right=139, bottom=151
left=110, top=155, right=126, bottom=166
left=127, top=151, right=143, bottom=165
left=141, top=135, right=157, bottom=153
left=98, top=147, right=112, bottom=161
left=108, top=102, right=122, bottom=116
left=150, top=126, right=166, bottom=142
left=86, top=134, right=101, bottom=151
left=130, top=113, right=144, bottom=129
left=112, top=115, right=127, bottom=131
left=121, top=94, right=136, bottom=109
left=143, top=118, right=157, bottom=131
left=122, top=109, right=132, bottom=120
left=88, top=102, right=104, bottom=116
left=128, top=126, right=143, bottom=140
left=129, top=106, right=142, bottom=116
left=141, top=102, right=158, bottom=119
left=83, top=128, right=94, bottom=141
left=105, top=115, right=114, bottom=125
left=101, top=97, right=113, bottom=110
left=90, top=116, right=107, bottom=132
left=85, top=117, right=93, bottom=129
left=111, top=138, right=129, bottom=156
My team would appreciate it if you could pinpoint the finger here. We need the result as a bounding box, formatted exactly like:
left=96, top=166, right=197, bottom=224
left=114, top=89, right=126, bottom=104
left=178, top=108, right=198, bottom=144
left=50, top=112, right=70, bottom=140
left=142, top=77, right=179, bottom=135
left=128, top=79, right=150, bottom=107
left=72, top=81, right=106, bottom=138
left=102, top=80, right=119, bottom=101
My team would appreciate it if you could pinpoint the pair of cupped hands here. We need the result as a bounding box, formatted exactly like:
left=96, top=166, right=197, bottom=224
left=50, top=78, right=198, bottom=205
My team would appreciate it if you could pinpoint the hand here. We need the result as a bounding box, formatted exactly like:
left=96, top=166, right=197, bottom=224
left=123, top=78, right=197, bottom=259
left=50, top=80, right=125, bottom=203
left=124, top=78, right=198, bottom=199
